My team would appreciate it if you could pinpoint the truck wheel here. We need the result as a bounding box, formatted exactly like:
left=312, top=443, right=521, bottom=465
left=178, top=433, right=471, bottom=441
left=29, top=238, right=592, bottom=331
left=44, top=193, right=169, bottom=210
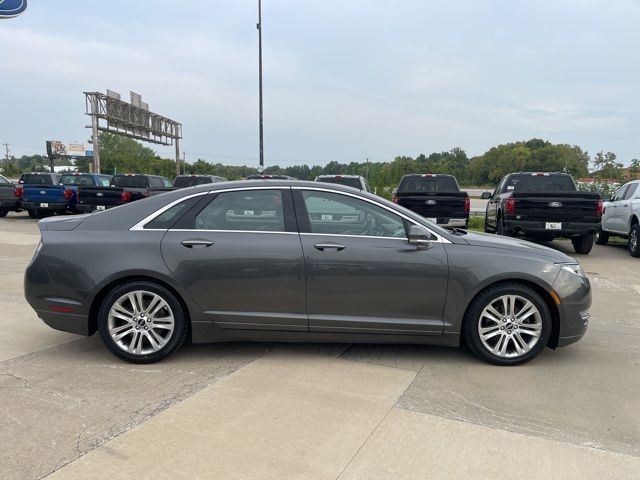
left=0, top=209, right=8, bottom=218
left=595, top=227, right=609, bottom=245
left=628, top=224, right=640, bottom=258
left=572, top=233, right=594, bottom=254
left=27, top=209, right=39, bottom=219
left=497, top=216, right=512, bottom=237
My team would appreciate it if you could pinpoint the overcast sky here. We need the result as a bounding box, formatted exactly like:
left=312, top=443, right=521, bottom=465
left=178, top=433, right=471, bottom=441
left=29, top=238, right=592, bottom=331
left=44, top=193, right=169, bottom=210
left=1, top=0, right=638, bottom=166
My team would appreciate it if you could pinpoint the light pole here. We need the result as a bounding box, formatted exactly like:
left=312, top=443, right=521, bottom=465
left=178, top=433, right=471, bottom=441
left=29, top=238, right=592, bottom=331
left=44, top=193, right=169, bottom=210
left=257, top=0, right=265, bottom=171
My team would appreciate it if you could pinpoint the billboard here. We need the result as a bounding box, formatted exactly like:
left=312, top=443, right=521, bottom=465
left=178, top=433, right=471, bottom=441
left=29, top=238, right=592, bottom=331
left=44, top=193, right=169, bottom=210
left=46, top=141, right=93, bottom=159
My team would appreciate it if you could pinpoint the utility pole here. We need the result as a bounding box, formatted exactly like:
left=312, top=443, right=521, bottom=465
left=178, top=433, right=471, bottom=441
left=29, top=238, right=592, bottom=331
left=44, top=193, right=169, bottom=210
left=3, top=143, right=9, bottom=170
left=175, top=139, right=181, bottom=177
left=90, top=94, right=101, bottom=174
left=183, top=152, right=186, bottom=174
left=257, top=0, right=265, bottom=171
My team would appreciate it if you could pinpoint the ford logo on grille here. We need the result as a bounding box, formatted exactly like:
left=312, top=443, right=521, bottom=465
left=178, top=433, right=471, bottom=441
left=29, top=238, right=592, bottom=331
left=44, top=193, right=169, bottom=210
left=39, top=190, right=46, bottom=195
left=426, top=200, right=437, bottom=205
left=548, top=202, right=563, bottom=208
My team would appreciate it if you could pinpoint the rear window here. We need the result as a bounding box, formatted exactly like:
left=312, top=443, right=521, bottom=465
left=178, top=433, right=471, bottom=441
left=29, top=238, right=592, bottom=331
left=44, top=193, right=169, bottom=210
left=398, top=176, right=459, bottom=193
left=317, top=176, right=362, bottom=189
left=21, top=174, right=55, bottom=185
left=111, top=175, right=149, bottom=188
left=503, top=175, right=576, bottom=193
left=174, top=176, right=214, bottom=188
left=60, top=174, right=96, bottom=186
left=0, top=175, right=10, bottom=185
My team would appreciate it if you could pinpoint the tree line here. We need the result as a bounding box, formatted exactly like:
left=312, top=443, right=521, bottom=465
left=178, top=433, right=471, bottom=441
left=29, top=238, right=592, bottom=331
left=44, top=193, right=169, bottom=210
left=2, top=135, right=636, bottom=197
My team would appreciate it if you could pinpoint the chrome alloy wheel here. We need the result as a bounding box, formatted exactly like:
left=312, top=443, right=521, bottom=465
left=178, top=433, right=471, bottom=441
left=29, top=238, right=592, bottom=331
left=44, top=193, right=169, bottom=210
left=107, top=290, right=175, bottom=355
left=478, top=294, right=543, bottom=358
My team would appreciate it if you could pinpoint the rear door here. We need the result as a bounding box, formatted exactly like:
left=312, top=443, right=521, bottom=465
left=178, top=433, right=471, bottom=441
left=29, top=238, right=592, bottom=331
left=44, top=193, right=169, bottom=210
left=160, top=187, right=307, bottom=331
left=604, top=184, right=629, bottom=233
left=294, top=187, right=448, bottom=335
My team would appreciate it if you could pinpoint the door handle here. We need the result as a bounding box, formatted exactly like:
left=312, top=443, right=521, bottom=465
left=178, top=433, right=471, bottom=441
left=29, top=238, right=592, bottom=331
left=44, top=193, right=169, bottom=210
left=314, top=243, right=346, bottom=251
left=181, top=240, right=214, bottom=248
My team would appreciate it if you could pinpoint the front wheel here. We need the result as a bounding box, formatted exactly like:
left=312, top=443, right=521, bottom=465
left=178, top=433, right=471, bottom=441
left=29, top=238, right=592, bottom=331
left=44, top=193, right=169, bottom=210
left=0, top=209, right=8, bottom=218
left=572, top=233, right=594, bottom=254
left=629, top=224, right=640, bottom=258
left=27, top=209, right=39, bottom=219
left=463, top=283, right=552, bottom=366
left=98, top=281, right=188, bottom=363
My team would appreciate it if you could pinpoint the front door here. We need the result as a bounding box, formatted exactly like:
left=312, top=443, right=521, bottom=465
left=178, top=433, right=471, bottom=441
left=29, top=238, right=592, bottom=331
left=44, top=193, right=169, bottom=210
left=294, top=188, right=448, bottom=335
left=161, top=187, right=307, bottom=331
left=604, top=184, right=629, bottom=234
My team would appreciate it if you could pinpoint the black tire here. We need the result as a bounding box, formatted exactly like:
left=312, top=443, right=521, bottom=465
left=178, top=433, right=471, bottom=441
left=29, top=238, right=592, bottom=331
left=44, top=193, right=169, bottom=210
left=595, top=227, right=609, bottom=246
left=27, top=209, right=39, bottom=219
left=0, top=209, right=8, bottom=218
left=483, top=215, right=492, bottom=233
left=98, top=281, right=188, bottom=363
left=628, top=224, right=640, bottom=258
left=463, top=283, right=552, bottom=366
left=572, top=233, right=594, bottom=254
left=496, top=215, right=512, bottom=237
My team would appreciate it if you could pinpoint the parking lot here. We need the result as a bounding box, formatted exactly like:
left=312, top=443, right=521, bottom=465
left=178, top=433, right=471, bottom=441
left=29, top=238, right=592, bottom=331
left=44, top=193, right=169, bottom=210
left=1, top=210, right=639, bottom=479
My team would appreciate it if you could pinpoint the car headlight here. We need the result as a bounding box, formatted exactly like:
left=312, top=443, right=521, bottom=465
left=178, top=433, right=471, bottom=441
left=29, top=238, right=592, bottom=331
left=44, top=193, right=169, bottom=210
left=556, top=262, right=585, bottom=277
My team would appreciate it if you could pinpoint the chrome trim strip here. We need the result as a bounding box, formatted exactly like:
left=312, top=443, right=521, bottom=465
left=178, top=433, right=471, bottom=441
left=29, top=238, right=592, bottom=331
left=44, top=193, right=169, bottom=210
left=129, top=192, right=209, bottom=231
left=300, top=233, right=408, bottom=241
left=168, top=229, right=297, bottom=235
left=292, top=186, right=451, bottom=244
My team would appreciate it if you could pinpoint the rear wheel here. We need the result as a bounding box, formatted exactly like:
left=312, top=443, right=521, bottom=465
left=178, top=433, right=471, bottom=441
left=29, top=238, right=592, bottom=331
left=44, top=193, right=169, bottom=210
left=496, top=215, right=512, bottom=237
left=572, top=233, right=594, bottom=254
left=463, top=283, right=552, bottom=366
left=98, top=281, right=188, bottom=363
left=0, top=209, right=8, bottom=218
left=629, top=224, right=640, bottom=258
left=595, top=227, right=609, bottom=245
left=27, top=209, right=39, bottom=219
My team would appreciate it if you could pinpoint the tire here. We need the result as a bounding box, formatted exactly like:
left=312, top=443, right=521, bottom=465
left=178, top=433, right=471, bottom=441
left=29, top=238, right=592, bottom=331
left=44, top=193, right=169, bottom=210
left=0, top=209, right=8, bottom=218
left=572, top=233, right=594, bottom=254
left=496, top=215, right=512, bottom=237
left=98, top=281, right=188, bottom=363
left=483, top=215, right=492, bottom=233
left=628, top=224, right=640, bottom=258
left=27, top=209, right=39, bottom=219
left=595, top=227, right=609, bottom=246
left=463, top=283, right=552, bottom=366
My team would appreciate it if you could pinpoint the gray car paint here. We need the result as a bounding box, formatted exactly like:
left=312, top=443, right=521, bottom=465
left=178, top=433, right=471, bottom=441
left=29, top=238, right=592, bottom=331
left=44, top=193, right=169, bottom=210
left=24, top=180, right=590, bottom=350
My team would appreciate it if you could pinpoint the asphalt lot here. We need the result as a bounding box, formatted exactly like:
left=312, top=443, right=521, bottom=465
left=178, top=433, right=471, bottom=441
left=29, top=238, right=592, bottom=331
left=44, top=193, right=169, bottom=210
left=1, top=210, right=638, bottom=479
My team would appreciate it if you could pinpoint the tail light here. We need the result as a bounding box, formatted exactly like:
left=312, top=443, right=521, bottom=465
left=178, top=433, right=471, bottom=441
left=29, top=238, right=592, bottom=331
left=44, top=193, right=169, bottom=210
left=392, top=195, right=399, bottom=204
left=505, top=196, right=516, bottom=215
left=63, top=189, right=74, bottom=200
left=15, top=187, right=23, bottom=198
left=464, top=197, right=470, bottom=214
left=144, top=191, right=149, bottom=197
left=596, top=199, right=604, bottom=217
left=121, top=191, right=132, bottom=202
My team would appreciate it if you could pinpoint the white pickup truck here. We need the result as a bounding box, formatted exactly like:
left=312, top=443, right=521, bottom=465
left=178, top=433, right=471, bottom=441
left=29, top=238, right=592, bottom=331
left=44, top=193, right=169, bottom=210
left=597, top=180, right=640, bottom=257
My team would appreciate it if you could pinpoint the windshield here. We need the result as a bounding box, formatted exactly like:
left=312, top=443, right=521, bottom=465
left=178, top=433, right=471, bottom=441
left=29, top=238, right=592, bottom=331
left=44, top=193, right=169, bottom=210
left=60, top=174, right=96, bottom=186
left=111, top=175, right=148, bottom=188
left=317, top=177, right=362, bottom=189
left=398, top=175, right=459, bottom=193
left=174, top=176, right=213, bottom=188
left=503, top=174, right=576, bottom=193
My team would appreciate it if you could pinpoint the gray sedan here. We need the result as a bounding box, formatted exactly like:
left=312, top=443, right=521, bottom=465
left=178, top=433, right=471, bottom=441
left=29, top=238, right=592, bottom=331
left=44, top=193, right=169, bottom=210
left=24, top=181, right=591, bottom=365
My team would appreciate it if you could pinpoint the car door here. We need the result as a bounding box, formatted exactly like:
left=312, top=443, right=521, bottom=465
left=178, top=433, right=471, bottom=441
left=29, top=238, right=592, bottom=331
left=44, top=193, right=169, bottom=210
left=486, top=180, right=504, bottom=229
left=619, top=183, right=638, bottom=233
left=160, top=187, right=307, bottom=331
left=604, top=184, right=629, bottom=233
left=293, top=187, right=448, bottom=335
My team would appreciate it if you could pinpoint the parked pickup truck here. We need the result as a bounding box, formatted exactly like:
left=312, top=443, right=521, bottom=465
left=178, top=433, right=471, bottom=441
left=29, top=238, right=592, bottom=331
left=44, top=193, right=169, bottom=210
left=21, top=173, right=112, bottom=218
left=76, top=174, right=173, bottom=213
left=596, top=180, right=640, bottom=257
left=0, top=174, right=21, bottom=217
left=173, top=174, right=228, bottom=188
left=315, top=174, right=371, bottom=192
left=483, top=172, right=603, bottom=254
left=20, top=173, right=64, bottom=219
left=392, top=174, right=470, bottom=228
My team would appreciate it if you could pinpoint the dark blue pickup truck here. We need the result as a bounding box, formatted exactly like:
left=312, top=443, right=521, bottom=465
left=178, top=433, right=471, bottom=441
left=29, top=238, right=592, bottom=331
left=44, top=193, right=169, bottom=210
left=21, top=173, right=112, bottom=218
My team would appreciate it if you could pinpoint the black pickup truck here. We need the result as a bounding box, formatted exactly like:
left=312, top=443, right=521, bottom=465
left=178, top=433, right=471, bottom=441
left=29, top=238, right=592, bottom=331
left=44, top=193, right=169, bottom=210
left=392, top=174, right=470, bottom=228
left=483, top=172, right=603, bottom=254
left=76, top=174, right=173, bottom=213
left=173, top=174, right=228, bottom=188
left=0, top=174, right=21, bottom=217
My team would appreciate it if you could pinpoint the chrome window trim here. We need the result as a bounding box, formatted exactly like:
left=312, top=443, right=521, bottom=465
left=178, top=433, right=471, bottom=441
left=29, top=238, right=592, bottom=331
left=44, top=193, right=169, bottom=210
left=167, top=229, right=297, bottom=235
left=300, top=232, right=409, bottom=241
left=293, top=186, right=451, bottom=244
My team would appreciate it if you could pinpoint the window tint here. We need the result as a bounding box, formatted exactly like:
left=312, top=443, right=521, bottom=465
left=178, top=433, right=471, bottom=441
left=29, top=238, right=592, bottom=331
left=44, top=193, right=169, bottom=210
left=148, top=177, right=165, bottom=188
left=60, top=174, right=95, bottom=186
left=612, top=185, right=628, bottom=202
left=21, top=174, right=54, bottom=185
left=0, top=175, right=10, bottom=185
left=112, top=175, right=149, bottom=188
left=624, top=184, right=638, bottom=200
left=317, top=176, right=363, bottom=189
left=174, top=176, right=213, bottom=188
left=302, top=190, right=406, bottom=238
left=502, top=174, right=575, bottom=193
left=398, top=176, right=459, bottom=193
left=145, top=196, right=202, bottom=229
left=194, top=190, right=285, bottom=232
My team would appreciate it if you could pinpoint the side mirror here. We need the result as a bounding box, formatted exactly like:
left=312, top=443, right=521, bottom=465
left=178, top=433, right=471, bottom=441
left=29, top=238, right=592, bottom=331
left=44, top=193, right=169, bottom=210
left=481, top=192, right=492, bottom=200
left=408, top=225, right=434, bottom=248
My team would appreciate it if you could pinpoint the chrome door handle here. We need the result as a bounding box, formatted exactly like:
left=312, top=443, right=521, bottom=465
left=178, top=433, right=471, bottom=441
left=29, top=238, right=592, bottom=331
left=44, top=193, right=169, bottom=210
left=314, top=243, right=346, bottom=251
left=181, top=240, right=214, bottom=248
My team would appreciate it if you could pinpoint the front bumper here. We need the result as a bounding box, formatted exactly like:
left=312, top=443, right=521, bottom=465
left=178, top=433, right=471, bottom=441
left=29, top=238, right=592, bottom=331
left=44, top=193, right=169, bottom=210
left=0, top=199, right=21, bottom=210
left=553, top=268, right=592, bottom=348
left=504, top=218, right=600, bottom=237
left=22, top=201, right=67, bottom=212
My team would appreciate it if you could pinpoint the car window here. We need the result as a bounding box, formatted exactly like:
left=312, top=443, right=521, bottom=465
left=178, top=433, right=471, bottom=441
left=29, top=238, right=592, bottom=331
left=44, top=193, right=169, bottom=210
left=503, top=174, right=575, bottom=193
left=624, top=184, right=638, bottom=200
left=144, top=196, right=203, bottom=230
left=148, top=177, right=164, bottom=188
left=612, top=185, right=628, bottom=202
left=397, top=175, right=459, bottom=193
left=0, top=175, right=10, bottom=185
left=22, top=174, right=54, bottom=185
left=112, top=175, right=149, bottom=188
left=301, top=190, right=406, bottom=238
left=316, top=176, right=363, bottom=189
left=99, top=176, right=111, bottom=187
left=161, top=178, right=173, bottom=188
left=60, top=174, right=95, bottom=186
left=194, top=190, right=285, bottom=232
left=174, top=176, right=213, bottom=188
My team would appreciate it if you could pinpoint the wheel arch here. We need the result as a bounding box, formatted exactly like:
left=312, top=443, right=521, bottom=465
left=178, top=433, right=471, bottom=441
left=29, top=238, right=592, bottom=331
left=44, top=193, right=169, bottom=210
left=88, top=274, right=192, bottom=337
left=460, top=278, right=561, bottom=349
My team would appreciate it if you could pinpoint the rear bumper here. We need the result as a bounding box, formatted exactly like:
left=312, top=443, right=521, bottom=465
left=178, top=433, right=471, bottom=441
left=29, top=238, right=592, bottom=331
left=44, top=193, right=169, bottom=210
left=77, top=204, right=117, bottom=213
left=22, top=201, right=67, bottom=212
left=35, top=310, right=90, bottom=336
left=0, top=199, right=21, bottom=210
left=439, top=217, right=468, bottom=228
left=504, top=218, right=600, bottom=237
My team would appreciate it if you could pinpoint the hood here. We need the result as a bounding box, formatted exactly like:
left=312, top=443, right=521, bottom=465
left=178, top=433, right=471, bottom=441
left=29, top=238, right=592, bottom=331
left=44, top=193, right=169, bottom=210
left=38, top=214, right=91, bottom=231
left=457, top=231, right=576, bottom=263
